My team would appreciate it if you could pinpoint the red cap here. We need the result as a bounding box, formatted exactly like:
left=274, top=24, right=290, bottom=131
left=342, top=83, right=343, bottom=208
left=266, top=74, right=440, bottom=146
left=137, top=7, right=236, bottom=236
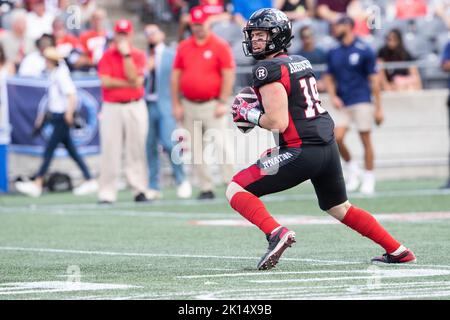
left=114, top=19, right=133, bottom=34
left=190, top=6, right=209, bottom=24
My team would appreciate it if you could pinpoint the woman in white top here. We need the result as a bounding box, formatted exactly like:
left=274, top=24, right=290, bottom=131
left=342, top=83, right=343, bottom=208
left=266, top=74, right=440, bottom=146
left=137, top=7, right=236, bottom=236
left=15, top=47, right=97, bottom=197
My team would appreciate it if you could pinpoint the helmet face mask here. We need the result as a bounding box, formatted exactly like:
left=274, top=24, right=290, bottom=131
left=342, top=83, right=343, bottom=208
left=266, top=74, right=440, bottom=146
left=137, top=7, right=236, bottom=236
left=242, top=8, right=293, bottom=60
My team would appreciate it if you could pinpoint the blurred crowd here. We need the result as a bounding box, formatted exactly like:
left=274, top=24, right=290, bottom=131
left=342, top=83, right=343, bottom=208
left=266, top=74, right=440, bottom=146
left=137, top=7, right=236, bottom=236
left=0, top=0, right=447, bottom=87
left=0, top=0, right=110, bottom=75
left=5, top=0, right=450, bottom=200
left=164, top=0, right=449, bottom=91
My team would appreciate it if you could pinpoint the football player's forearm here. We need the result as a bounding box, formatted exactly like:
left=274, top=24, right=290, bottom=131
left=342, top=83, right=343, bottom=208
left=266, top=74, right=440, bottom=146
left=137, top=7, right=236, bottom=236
left=257, top=82, right=289, bottom=132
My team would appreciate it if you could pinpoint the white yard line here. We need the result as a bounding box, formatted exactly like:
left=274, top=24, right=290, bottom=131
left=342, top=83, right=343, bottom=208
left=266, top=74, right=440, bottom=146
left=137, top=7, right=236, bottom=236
left=0, top=207, right=232, bottom=219
left=192, top=212, right=450, bottom=227
left=248, top=272, right=450, bottom=284
left=0, top=246, right=448, bottom=270
left=177, top=268, right=450, bottom=279
left=100, top=281, right=450, bottom=300
left=178, top=270, right=367, bottom=279
left=22, top=281, right=450, bottom=300
left=235, top=290, right=450, bottom=300
left=0, top=246, right=359, bottom=265
left=0, top=281, right=140, bottom=296
left=1, top=188, right=449, bottom=212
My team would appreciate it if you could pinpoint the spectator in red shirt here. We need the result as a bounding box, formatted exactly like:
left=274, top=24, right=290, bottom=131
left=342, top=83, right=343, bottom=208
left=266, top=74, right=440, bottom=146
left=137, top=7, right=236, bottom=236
left=79, top=8, right=110, bottom=66
left=171, top=5, right=235, bottom=200
left=97, top=19, right=149, bottom=204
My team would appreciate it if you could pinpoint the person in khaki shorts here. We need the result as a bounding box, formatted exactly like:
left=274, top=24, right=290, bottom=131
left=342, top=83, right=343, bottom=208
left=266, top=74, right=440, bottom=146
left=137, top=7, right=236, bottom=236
left=171, top=5, right=235, bottom=200
left=324, top=16, right=383, bottom=195
left=97, top=19, right=149, bottom=204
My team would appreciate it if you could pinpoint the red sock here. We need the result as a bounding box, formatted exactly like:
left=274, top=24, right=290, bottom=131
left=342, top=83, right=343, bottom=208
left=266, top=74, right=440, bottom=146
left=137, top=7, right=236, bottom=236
left=342, top=206, right=401, bottom=253
left=230, top=192, right=280, bottom=235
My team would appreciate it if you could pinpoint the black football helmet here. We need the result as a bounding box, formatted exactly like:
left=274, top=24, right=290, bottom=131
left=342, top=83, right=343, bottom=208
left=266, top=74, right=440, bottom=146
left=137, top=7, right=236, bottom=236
left=242, top=8, right=293, bottom=60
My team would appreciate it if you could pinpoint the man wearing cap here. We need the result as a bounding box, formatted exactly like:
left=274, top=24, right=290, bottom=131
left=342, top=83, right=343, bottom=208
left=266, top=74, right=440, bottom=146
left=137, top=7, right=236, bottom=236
left=171, top=5, right=235, bottom=200
left=324, top=16, right=383, bottom=195
left=97, top=19, right=149, bottom=204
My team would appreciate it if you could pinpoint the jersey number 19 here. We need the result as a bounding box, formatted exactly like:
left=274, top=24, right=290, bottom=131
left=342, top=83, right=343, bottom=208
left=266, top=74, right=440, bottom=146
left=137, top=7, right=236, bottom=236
left=300, top=77, right=327, bottom=119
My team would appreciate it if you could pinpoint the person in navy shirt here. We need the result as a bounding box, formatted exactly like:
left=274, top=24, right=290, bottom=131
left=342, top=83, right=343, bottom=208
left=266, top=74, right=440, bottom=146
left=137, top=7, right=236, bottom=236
left=324, top=16, right=383, bottom=195
left=441, top=41, right=450, bottom=189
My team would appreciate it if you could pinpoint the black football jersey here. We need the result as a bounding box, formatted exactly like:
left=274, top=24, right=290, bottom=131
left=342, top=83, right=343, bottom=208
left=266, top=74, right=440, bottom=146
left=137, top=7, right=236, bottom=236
left=252, top=54, right=334, bottom=147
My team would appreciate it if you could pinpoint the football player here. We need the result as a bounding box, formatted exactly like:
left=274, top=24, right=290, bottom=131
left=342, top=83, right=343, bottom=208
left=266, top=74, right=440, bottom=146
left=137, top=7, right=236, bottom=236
left=227, top=8, right=416, bottom=270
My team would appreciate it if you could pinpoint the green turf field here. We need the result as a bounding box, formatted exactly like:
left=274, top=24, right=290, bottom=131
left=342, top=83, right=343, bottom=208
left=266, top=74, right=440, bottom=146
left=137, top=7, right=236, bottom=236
left=1, top=178, right=450, bottom=300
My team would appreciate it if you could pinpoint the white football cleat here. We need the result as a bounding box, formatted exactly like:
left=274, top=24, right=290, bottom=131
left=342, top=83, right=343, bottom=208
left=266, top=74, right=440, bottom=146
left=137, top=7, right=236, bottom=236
left=73, top=180, right=98, bottom=196
left=15, top=181, right=42, bottom=198
left=360, top=170, right=375, bottom=195
left=177, top=180, right=192, bottom=199
left=345, top=161, right=361, bottom=192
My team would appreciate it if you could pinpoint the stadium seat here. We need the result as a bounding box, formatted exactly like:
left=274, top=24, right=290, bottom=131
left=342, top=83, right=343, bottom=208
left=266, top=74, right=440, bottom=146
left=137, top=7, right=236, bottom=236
left=413, top=16, right=448, bottom=41
left=232, top=41, right=254, bottom=66
left=375, top=18, right=410, bottom=38
left=292, top=19, right=330, bottom=38
left=316, top=35, right=339, bottom=52
left=292, top=19, right=313, bottom=38
left=421, top=53, right=449, bottom=89
left=288, top=39, right=301, bottom=55
left=310, top=19, right=330, bottom=36
left=362, top=34, right=385, bottom=53
left=403, top=32, right=433, bottom=59
left=437, top=32, right=450, bottom=55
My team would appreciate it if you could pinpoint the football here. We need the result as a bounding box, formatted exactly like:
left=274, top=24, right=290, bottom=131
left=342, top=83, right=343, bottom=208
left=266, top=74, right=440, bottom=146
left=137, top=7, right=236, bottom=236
left=232, top=86, right=262, bottom=134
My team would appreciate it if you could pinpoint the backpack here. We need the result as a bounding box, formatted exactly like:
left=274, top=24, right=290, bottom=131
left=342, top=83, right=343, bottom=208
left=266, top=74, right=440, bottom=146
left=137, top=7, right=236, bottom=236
left=46, top=172, right=73, bottom=192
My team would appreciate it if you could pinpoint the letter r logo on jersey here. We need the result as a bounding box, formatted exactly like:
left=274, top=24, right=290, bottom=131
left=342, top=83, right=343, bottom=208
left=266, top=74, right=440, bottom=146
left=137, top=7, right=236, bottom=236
left=256, top=67, right=268, bottom=80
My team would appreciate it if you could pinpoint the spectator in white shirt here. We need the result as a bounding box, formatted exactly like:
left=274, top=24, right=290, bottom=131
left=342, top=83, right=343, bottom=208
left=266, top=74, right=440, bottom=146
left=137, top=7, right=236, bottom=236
left=26, top=0, right=55, bottom=41
left=15, top=46, right=97, bottom=197
left=18, top=33, right=55, bottom=77
left=0, top=9, right=34, bottom=70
